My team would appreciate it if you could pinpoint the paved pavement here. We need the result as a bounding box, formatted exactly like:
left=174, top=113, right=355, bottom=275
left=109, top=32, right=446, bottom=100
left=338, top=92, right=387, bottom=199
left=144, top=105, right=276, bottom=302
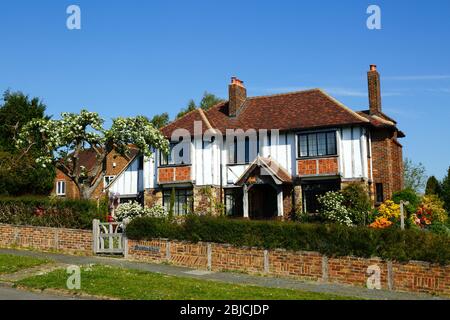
left=0, top=286, right=77, bottom=300
left=0, top=248, right=447, bottom=300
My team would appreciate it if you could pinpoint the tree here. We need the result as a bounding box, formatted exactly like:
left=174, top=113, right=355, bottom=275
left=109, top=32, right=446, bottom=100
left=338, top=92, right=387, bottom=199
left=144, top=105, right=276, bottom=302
left=176, top=99, right=197, bottom=119
left=199, top=92, right=224, bottom=111
left=0, top=90, right=55, bottom=195
left=176, top=92, right=224, bottom=119
left=17, top=110, right=169, bottom=199
left=150, top=112, right=170, bottom=129
left=425, top=176, right=442, bottom=197
left=442, top=167, right=450, bottom=213
left=403, top=158, right=427, bottom=193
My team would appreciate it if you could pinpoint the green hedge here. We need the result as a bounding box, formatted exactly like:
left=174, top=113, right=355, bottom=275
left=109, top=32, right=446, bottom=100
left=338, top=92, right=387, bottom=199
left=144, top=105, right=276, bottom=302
left=0, top=196, right=105, bottom=230
left=126, top=215, right=450, bottom=265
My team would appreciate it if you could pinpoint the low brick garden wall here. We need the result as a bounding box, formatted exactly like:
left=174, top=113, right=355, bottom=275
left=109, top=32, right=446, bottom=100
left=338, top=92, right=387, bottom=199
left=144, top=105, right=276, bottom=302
left=0, top=223, right=93, bottom=255
left=0, top=223, right=448, bottom=296
left=127, top=239, right=450, bottom=296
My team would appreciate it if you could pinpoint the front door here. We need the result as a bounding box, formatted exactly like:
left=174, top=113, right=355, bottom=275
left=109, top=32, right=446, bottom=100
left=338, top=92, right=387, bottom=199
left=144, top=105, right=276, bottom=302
left=248, top=184, right=277, bottom=219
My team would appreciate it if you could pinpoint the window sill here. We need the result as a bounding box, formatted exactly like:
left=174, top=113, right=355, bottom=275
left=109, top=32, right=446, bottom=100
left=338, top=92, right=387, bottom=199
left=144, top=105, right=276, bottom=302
left=297, top=155, right=338, bottom=160
left=158, top=164, right=191, bottom=168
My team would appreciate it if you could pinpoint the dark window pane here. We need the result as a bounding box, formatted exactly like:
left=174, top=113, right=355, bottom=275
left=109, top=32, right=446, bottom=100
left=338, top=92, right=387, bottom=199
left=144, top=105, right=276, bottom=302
left=308, top=134, right=318, bottom=157
left=299, top=135, right=308, bottom=157
left=327, top=132, right=337, bottom=155
left=317, top=133, right=327, bottom=156
left=376, top=183, right=384, bottom=203
left=245, top=137, right=250, bottom=163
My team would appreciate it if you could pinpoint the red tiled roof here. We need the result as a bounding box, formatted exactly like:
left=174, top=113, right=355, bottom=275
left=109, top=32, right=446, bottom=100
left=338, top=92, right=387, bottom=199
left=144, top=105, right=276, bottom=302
left=161, top=89, right=370, bottom=137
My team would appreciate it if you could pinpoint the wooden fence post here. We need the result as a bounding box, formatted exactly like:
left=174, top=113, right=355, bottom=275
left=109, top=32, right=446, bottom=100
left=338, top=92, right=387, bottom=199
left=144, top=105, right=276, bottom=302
left=92, top=219, right=99, bottom=254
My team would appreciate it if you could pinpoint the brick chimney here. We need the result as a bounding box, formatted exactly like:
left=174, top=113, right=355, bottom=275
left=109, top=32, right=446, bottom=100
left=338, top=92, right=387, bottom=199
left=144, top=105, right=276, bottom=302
left=228, top=77, right=246, bottom=117
left=367, top=64, right=382, bottom=115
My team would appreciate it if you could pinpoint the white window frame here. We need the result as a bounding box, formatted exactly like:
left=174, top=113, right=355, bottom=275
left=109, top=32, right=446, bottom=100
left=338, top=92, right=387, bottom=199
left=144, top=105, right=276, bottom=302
left=103, top=175, right=116, bottom=188
left=56, top=180, right=66, bottom=196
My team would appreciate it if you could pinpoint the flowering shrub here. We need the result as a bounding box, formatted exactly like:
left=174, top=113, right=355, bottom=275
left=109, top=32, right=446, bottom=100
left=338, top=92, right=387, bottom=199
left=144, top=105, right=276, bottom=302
left=369, top=217, right=393, bottom=229
left=317, top=191, right=353, bottom=226
left=408, top=195, right=448, bottom=231
left=369, top=200, right=400, bottom=229
left=378, top=200, right=400, bottom=220
left=115, top=202, right=167, bottom=221
left=421, top=195, right=448, bottom=223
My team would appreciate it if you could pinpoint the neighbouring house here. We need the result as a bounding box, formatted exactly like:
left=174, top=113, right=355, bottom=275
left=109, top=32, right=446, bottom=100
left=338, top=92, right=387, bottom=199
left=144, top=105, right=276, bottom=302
left=53, top=148, right=141, bottom=201
left=107, top=65, right=404, bottom=219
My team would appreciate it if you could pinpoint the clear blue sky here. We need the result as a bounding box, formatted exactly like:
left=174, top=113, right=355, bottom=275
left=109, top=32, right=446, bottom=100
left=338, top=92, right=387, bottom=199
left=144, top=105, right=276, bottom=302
left=1, top=0, right=449, bottom=178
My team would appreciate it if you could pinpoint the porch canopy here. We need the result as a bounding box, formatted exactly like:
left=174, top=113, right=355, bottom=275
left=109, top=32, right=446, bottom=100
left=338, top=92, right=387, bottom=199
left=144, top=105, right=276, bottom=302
left=236, top=156, right=292, bottom=219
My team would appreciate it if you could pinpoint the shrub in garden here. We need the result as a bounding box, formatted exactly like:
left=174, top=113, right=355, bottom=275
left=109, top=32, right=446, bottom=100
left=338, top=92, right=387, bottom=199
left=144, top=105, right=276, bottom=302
left=410, top=195, right=449, bottom=234
left=392, top=188, right=421, bottom=215
left=317, top=191, right=353, bottom=226
left=421, top=195, right=448, bottom=223
left=341, top=183, right=371, bottom=225
left=0, top=196, right=103, bottom=229
left=369, top=200, right=400, bottom=229
left=126, top=215, right=450, bottom=264
left=115, top=201, right=167, bottom=221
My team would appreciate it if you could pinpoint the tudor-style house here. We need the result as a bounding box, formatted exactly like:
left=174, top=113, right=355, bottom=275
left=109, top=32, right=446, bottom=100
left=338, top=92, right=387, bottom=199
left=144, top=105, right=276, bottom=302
left=107, top=65, right=404, bottom=219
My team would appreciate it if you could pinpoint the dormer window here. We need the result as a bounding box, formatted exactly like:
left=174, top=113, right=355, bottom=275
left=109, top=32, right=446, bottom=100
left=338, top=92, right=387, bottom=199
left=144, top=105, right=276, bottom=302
left=297, top=131, right=337, bottom=158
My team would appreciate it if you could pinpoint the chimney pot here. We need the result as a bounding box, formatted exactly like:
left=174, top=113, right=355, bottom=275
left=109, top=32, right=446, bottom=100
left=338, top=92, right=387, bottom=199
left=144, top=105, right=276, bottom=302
left=370, top=64, right=377, bottom=72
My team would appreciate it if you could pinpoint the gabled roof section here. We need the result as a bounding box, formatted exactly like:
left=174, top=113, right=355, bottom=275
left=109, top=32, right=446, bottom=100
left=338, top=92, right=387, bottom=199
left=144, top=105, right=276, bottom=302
left=162, top=89, right=370, bottom=137
left=161, top=108, right=212, bottom=138
left=236, top=156, right=292, bottom=186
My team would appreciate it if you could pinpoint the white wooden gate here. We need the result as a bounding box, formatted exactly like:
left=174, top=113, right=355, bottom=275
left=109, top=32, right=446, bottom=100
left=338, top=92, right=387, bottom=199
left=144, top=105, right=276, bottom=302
left=93, top=219, right=127, bottom=255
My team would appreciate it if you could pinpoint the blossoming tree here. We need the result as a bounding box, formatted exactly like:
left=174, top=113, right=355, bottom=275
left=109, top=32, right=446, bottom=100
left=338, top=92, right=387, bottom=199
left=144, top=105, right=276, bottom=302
left=16, top=110, right=169, bottom=199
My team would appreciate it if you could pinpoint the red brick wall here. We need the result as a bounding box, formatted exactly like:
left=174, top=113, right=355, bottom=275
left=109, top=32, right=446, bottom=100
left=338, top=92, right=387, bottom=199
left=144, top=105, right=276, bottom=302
left=0, top=223, right=448, bottom=296
left=0, top=224, right=92, bottom=255
left=127, top=239, right=450, bottom=296
left=371, top=129, right=403, bottom=202
left=297, top=158, right=338, bottom=176
left=158, top=166, right=191, bottom=183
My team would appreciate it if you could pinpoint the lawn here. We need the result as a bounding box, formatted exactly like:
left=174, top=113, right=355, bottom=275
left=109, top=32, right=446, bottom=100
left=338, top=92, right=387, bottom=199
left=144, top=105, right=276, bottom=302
left=0, top=254, right=50, bottom=274
left=17, top=265, right=356, bottom=300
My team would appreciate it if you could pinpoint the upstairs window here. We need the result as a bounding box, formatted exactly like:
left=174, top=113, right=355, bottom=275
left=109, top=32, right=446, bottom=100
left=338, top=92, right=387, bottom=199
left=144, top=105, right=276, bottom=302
left=160, top=141, right=190, bottom=166
left=56, top=181, right=66, bottom=196
left=298, top=131, right=337, bottom=158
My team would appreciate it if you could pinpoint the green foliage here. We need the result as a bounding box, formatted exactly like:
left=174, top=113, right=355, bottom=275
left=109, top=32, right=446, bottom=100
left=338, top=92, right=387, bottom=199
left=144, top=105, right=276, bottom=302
left=126, top=215, right=450, bottom=264
left=403, top=158, right=427, bottom=193
left=176, top=92, right=224, bottom=119
left=150, top=112, right=170, bottom=129
left=392, top=188, right=421, bottom=215
left=0, top=196, right=104, bottom=229
left=341, top=183, right=371, bottom=225
left=0, top=90, right=55, bottom=196
left=425, top=176, right=442, bottom=197
left=442, top=167, right=450, bottom=213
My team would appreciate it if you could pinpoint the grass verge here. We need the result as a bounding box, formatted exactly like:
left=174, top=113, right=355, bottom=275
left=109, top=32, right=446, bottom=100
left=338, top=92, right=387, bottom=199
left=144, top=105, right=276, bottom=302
left=0, top=254, right=50, bottom=274
left=17, top=265, right=357, bottom=300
